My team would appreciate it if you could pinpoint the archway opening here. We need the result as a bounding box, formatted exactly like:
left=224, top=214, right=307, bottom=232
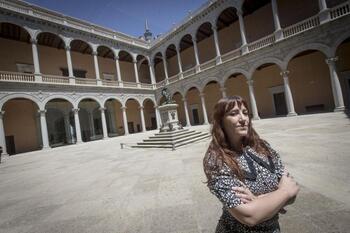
left=196, top=22, right=215, bottom=63
left=179, top=34, right=196, bottom=72
left=153, top=52, right=165, bottom=83
left=105, top=99, right=124, bottom=136
left=165, top=44, right=179, bottom=77
left=2, top=98, right=41, bottom=155
left=143, top=99, right=157, bottom=130
left=287, top=50, right=334, bottom=114
left=185, top=87, right=203, bottom=125
left=173, top=92, right=186, bottom=126
left=125, top=99, right=142, bottom=134
left=203, top=81, right=222, bottom=123
left=45, top=98, right=75, bottom=147
left=78, top=99, right=103, bottom=142
left=335, top=37, right=350, bottom=109
left=70, top=39, right=93, bottom=79
left=137, top=55, right=151, bottom=84
left=37, top=32, right=66, bottom=77
left=252, top=63, right=286, bottom=118
left=119, top=50, right=135, bottom=83
left=225, top=73, right=251, bottom=112
left=97, top=45, right=116, bottom=81
left=0, top=22, right=31, bottom=73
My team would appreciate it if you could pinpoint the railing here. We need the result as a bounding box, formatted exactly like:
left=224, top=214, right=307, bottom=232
left=0, top=71, right=35, bottom=82
left=75, top=78, right=98, bottom=85
left=140, top=83, right=154, bottom=89
left=101, top=79, right=120, bottom=87
left=42, top=74, right=70, bottom=84
left=122, top=81, right=138, bottom=88
left=200, top=58, right=216, bottom=71
left=168, top=74, right=180, bottom=84
left=221, top=48, right=241, bottom=62
left=156, top=80, right=166, bottom=88
left=283, top=15, right=320, bottom=38
left=182, top=67, right=196, bottom=78
left=330, top=1, right=350, bottom=19
left=248, top=34, right=275, bottom=52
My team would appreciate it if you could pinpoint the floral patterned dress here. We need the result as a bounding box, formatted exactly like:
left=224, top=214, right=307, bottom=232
left=205, top=142, right=285, bottom=233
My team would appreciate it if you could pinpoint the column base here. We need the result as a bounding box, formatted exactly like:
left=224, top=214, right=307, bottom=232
left=34, top=73, right=42, bottom=82
left=319, top=9, right=331, bottom=24
left=287, top=112, right=298, bottom=117
left=195, top=65, right=201, bottom=73
left=216, top=56, right=222, bottom=65
left=334, top=106, right=345, bottom=112
left=252, top=117, right=261, bottom=120
left=241, top=44, right=249, bottom=55
left=274, top=29, right=284, bottom=42
left=41, top=146, right=50, bottom=150
left=97, top=79, right=102, bottom=86
left=75, top=141, right=83, bottom=145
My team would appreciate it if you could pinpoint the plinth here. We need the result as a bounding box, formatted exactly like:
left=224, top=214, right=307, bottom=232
left=158, top=103, right=183, bottom=132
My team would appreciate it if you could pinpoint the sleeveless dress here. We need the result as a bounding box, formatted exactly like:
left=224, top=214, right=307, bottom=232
left=205, top=142, right=285, bottom=233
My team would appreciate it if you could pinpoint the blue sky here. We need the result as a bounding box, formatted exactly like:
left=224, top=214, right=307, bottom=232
left=25, top=0, right=208, bottom=38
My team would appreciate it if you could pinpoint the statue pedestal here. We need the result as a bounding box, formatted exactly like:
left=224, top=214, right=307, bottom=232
left=158, top=103, right=183, bottom=132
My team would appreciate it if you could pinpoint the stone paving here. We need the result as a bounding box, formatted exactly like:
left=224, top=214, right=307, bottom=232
left=0, top=112, right=349, bottom=233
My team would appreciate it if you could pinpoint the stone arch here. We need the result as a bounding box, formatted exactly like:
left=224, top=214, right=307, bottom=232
left=203, top=80, right=222, bottom=122
left=42, top=95, right=74, bottom=108
left=0, top=94, right=42, bottom=110
left=36, top=31, right=66, bottom=46
left=142, top=98, right=157, bottom=130
left=202, top=77, right=223, bottom=90
left=331, top=31, right=350, bottom=56
left=70, top=39, right=93, bottom=53
left=223, top=68, right=250, bottom=83
left=123, top=97, right=141, bottom=108
left=104, top=97, right=124, bottom=136
left=185, top=84, right=203, bottom=96
left=125, top=98, right=142, bottom=133
left=185, top=86, right=203, bottom=125
left=249, top=57, right=284, bottom=77
left=142, top=97, right=156, bottom=107
left=102, top=97, right=123, bottom=107
left=75, top=96, right=102, bottom=108
left=283, top=43, right=332, bottom=69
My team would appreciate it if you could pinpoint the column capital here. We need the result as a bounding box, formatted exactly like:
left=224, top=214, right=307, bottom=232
left=72, top=108, right=80, bottom=113
left=121, top=106, right=127, bottom=110
left=92, top=50, right=98, bottom=56
left=38, top=109, right=47, bottom=115
left=114, top=55, right=119, bottom=60
left=0, top=110, right=5, bottom=119
left=236, top=9, right=243, bottom=16
left=199, top=92, right=205, bottom=97
left=99, top=107, right=106, bottom=112
left=211, top=24, right=218, bottom=31
left=181, top=97, right=187, bottom=102
left=30, top=38, right=37, bottom=44
left=219, top=87, right=226, bottom=92
left=138, top=106, right=144, bottom=110
left=280, top=70, right=290, bottom=77
left=65, top=45, right=71, bottom=51
left=326, top=57, right=338, bottom=64
left=246, top=79, right=254, bottom=86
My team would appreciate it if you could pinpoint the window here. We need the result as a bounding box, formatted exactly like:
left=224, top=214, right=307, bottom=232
left=16, top=63, right=34, bottom=74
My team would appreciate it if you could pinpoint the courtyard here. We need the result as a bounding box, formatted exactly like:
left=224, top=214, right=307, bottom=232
left=0, top=112, right=350, bottom=233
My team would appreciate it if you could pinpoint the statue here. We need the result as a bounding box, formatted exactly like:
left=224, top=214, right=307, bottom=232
left=161, top=87, right=173, bottom=105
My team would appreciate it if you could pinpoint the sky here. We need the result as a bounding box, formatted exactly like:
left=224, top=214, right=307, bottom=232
left=25, top=0, right=208, bottom=38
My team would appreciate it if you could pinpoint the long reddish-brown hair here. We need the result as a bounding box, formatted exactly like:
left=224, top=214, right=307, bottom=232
left=203, top=96, right=271, bottom=181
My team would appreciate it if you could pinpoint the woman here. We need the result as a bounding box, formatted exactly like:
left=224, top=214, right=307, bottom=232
left=203, top=96, right=299, bottom=233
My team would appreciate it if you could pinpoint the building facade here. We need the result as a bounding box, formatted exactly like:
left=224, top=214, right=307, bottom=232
left=0, top=0, right=349, bottom=155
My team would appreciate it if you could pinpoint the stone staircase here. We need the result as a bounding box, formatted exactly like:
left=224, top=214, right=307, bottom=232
left=131, top=128, right=211, bottom=149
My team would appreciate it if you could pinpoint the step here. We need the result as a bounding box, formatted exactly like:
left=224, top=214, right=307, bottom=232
left=153, top=129, right=190, bottom=137
left=136, top=132, right=210, bottom=146
left=145, top=131, right=201, bottom=142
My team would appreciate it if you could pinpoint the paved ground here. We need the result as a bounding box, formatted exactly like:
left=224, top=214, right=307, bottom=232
left=0, top=112, right=350, bottom=233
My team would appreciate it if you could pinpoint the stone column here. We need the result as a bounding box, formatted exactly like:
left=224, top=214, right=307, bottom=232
left=149, top=62, right=156, bottom=86
left=280, top=70, right=297, bottom=116
left=271, top=0, right=283, bottom=41
left=92, top=51, right=102, bottom=85
left=326, top=57, right=345, bottom=111
left=72, top=108, right=82, bottom=143
left=154, top=105, right=161, bottom=129
left=175, top=46, right=184, bottom=79
left=115, top=56, right=123, bottom=86
left=199, top=93, right=209, bottom=124
left=318, top=0, right=330, bottom=24
left=133, top=59, right=141, bottom=87
left=31, top=38, right=42, bottom=82
left=38, top=109, right=50, bottom=149
left=139, top=106, right=146, bottom=132
left=65, top=46, right=74, bottom=77
left=246, top=80, right=260, bottom=120
left=121, top=106, right=129, bottom=135
left=0, top=111, right=8, bottom=156
left=212, top=24, right=222, bottom=64
left=63, top=112, right=73, bottom=144
left=162, top=53, right=169, bottom=83
left=182, top=98, right=192, bottom=127
left=220, top=87, right=227, bottom=98
left=237, top=10, right=249, bottom=54
left=192, top=37, right=201, bottom=72
left=100, top=107, right=108, bottom=139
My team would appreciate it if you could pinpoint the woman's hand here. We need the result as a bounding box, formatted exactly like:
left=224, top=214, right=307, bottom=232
left=278, top=173, right=300, bottom=199
left=233, top=186, right=257, bottom=204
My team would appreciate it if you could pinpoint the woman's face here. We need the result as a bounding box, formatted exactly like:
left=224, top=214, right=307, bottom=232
left=222, top=103, right=250, bottom=139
